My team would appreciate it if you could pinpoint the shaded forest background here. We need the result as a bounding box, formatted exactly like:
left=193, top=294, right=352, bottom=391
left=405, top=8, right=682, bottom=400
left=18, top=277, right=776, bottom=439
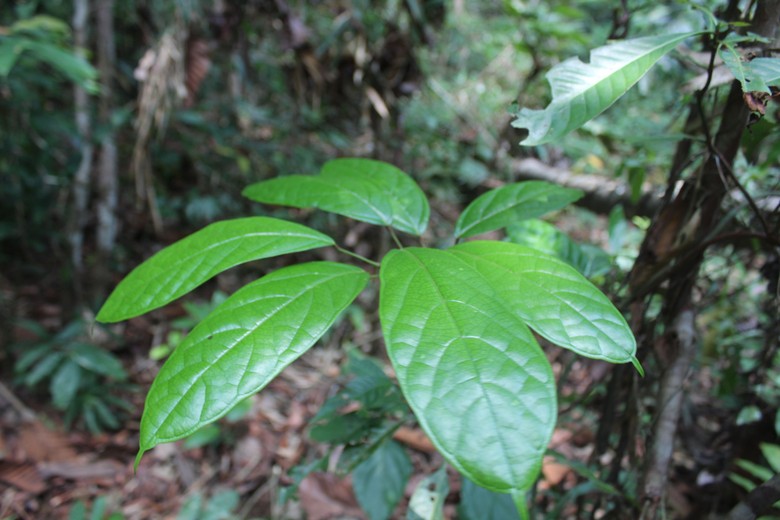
left=1, top=0, right=779, bottom=519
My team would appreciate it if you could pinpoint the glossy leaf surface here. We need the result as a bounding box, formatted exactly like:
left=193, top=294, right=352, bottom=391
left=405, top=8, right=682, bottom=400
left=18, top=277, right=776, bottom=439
left=137, top=262, right=368, bottom=463
left=97, top=217, right=334, bottom=323
left=380, top=248, right=556, bottom=493
left=450, top=241, right=639, bottom=369
left=512, top=33, right=696, bottom=145
left=455, top=181, right=582, bottom=238
left=243, top=158, right=429, bottom=235
left=353, top=440, right=412, bottom=520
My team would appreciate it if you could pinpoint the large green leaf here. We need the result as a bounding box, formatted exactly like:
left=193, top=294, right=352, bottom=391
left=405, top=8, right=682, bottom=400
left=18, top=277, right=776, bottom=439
left=97, top=217, right=334, bottom=323
left=243, top=158, right=429, bottom=235
left=512, top=32, right=696, bottom=145
left=137, top=262, right=368, bottom=464
left=380, top=248, right=556, bottom=493
left=352, top=440, right=412, bottom=520
left=458, top=476, right=520, bottom=520
left=454, top=181, right=582, bottom=238
left=450, top=241, right=639, bottom=370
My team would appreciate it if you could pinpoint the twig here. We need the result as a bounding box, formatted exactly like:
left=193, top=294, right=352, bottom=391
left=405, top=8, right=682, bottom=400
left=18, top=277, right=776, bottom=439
left=728, top=474, right=780, bottom=520
left=640, top=309, right=697, bottom=519
left=0, top=380, right=36, bottom=422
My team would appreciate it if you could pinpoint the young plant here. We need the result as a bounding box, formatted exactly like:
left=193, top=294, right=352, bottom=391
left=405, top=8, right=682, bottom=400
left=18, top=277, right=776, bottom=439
left=97, top=157, right=640, bottom=516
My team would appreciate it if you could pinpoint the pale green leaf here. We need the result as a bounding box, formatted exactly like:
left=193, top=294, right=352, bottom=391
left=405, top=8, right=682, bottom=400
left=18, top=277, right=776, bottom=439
left=454, top=181, right=582, bottom=238
left=513, top=32, right=697, bottom=145
left=450, top=241, right=639, bottom=370
left=380, top=248, right=556, bottom=493
left=353, top=440, right=412, bottom=520
left=407, top=466, right=449, bottom=520
left=720, top=46, right=755, bottom=92
left=243, top=158, right=429, bottom=235
left=97, top=217, right=334, bottom=323
left=749, top=57, right=780, bottom=89
left=137, top=262, right=368, bottom=463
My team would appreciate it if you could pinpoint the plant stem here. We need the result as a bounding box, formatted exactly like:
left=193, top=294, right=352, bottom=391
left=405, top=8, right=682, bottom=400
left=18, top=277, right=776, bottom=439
left=334, top=245, right=381, bottom=267
left=387, top=227, right=404, bottom=249
left=512, top=489, right=531, bottom=520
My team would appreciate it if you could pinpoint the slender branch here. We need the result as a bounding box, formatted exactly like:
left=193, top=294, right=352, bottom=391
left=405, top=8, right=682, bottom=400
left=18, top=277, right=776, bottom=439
left=640, top=309, right=697, bottom=519
left=728, top=474, right=780, bottom=520
left=387, top=227, right=404, bottom=249
left=334, top=245, right=381, bottom=267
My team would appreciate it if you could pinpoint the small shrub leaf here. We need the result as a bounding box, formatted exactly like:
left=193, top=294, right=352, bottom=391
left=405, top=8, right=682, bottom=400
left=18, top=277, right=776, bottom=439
left=243, top=158, right=429, bottom=235
left=450, top=241, right=639, bottom=370
left=136, top=262, right=368, bottom=465
left=512, top=32, right=697, bottom=145
left=353, top=440, right=412, bottom=520
left=455, top=181, right=583, bottom=238
left=97, top=217, right=334, bottom=322
left=380, top=248, right=556, bottom=493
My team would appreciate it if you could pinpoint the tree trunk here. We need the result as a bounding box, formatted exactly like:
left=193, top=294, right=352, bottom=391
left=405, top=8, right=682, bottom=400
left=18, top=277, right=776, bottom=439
left=67, top=0, right=93, bottom=303
left=95, top=0, right=118, bottom=298
left=634, top=1, right=780, bottom=517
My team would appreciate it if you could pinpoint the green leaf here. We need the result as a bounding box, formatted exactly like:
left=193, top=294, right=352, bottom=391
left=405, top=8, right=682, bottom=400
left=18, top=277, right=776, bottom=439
left=51, top=359, right=82, bottom=410
left=512, top=32, right=697, bottom=145
left=97, top=217, right=334, bottom=323
left=450, top=241, right=639, bottom=371
left=137, top=262, right=368, bottom=464
left=380, top=248, right=556, bottom=493
left=459, top=476, right=520, bottom=520
left=454, top=181, right=582, bottom=238
left=68, top=343, right=127, bottom=380
left=748, top=57, right=780, bottom=90
left=25, top=351, right=64, bottom=386
left=353, top=440, right=412, bottom=520
left=24, top=40, right=98, bottom=92
left=506, top=219, right=611, bottom=278
left=759, top=443, right=780, bottom=473
left=407, top=465, right=449, bottom=520
left=0, top=37, right=24, bottom=76
left=243, top=158, right=429, bottom=236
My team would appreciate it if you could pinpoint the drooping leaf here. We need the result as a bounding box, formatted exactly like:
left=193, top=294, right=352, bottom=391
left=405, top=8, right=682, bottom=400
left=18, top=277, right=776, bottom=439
left=454, top=181, right=582, bottom=238
left=353, top=440, right=412, bottom=520
left=97, top=217, right=334, bottom=323
left=450, top=241, right=640, bottom=371
left=458, top=476, right=520, bottom=520
left=512, top=32, right=697, bottom=145
left=407, top=466, right=449, bottom=520
left=380, top=248, right=556, bottom=493
left=137, top=262, right=368, bottom=464
left=69, top=343, right=127, bottom=380
left=243, top=158, right=429, bottom=235
left=51, top=359, right=82, bottom=410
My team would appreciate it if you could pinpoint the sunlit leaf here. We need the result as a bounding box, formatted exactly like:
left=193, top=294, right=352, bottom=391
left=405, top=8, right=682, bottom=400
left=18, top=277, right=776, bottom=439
left=450, top=241, right=639, bottom=371
left=97, top=217, right=334, bottom=323
left=243, top=158, right=429, bottom=235
left=137, top=262, right=368, bottom=464
left=455, top=181, right=582, bottom=238
left=513, top=32, right=696, bottom=145
left=380, top=248, right=556, bottom=493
